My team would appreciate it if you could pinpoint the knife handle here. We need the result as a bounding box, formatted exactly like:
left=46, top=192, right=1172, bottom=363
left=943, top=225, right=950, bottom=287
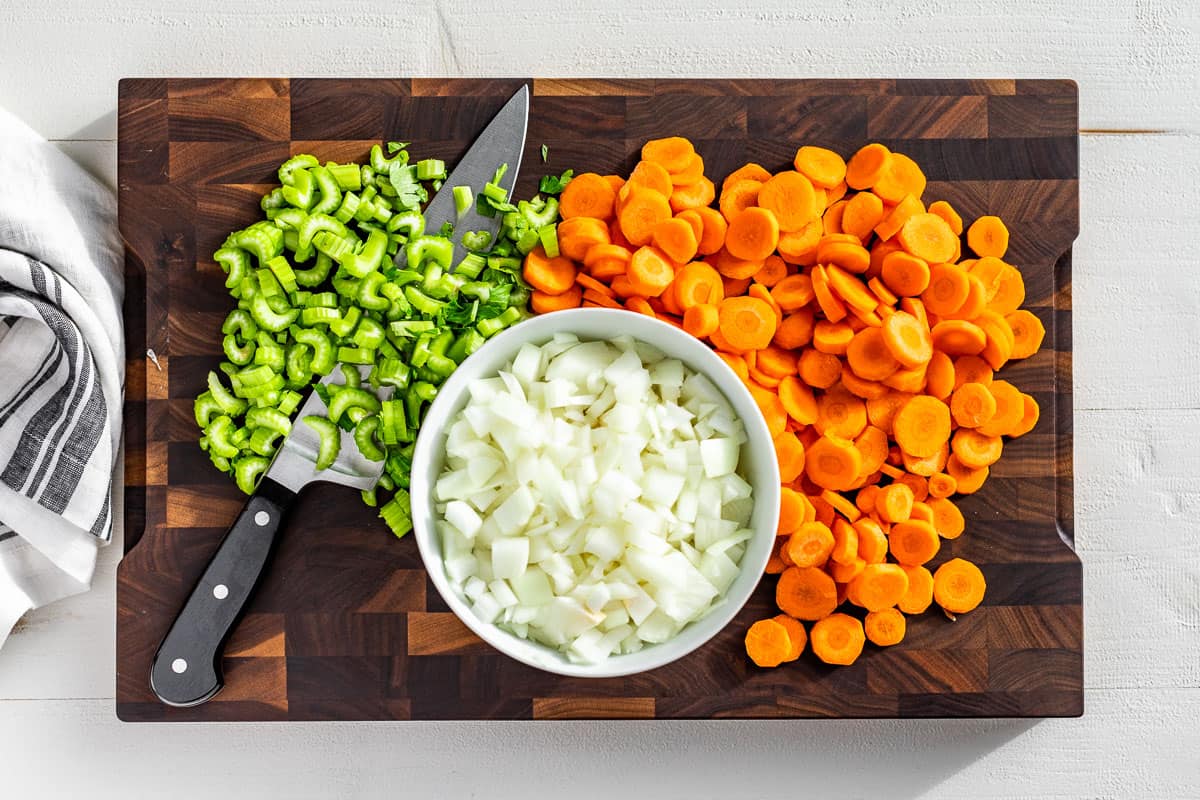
left=150, top=478, right=295, bottom=707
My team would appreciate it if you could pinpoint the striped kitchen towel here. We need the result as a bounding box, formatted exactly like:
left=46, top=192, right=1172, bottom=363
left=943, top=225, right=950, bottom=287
left=0, top=107, right=123, bottom=649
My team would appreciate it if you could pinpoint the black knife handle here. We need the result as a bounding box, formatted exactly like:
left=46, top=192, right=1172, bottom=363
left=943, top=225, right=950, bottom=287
left=150, top=477, right=295, bottom=707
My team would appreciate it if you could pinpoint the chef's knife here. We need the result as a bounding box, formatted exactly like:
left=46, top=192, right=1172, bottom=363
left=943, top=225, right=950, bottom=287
left=395, top=84, right=529, bottom=271
left=150, top=84, right=532, bottom=707
left=151, top=366, right=389, bottom=707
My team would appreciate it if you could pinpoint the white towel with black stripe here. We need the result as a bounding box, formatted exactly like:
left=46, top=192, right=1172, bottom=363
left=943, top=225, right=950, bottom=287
left=0, top=107, right=123, bottom=649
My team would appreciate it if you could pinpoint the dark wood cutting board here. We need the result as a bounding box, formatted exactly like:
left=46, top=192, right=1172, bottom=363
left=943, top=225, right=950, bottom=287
left=117, top=78, right=1081, bottom=721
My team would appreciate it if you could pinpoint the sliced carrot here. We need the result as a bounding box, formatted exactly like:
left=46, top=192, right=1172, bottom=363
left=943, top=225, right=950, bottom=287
left=772, top=614, right=808, bottom=661
left=650, top=217, right=699, bottom=265
left=984, top=263, right=1026, bottom=315
left=628, top=160, right=674, bottom=197
left=822, top=199, right=847, bottom=235
left=927, top=472, right=957, bottom=499
left=813, top=320, right=855, bottom=355
left=1005, top=309, right=1045, bottom=360
left=749, top=366, right=781, bottom=388
left=881, top=310, right=933, bottom=368
left=810, top=613, right=865, bottom=665
left=940, top=273, right=987, bottom=321
left=892, top=395, right=951, bottom=458
left=575, top=272, right=615, bottom=298
left=927, top=496, right=965, bottom=539
left=786, top=521, right=834, bottom=568
left=682, top=303, right=719, bottom=339
left=775, top=431, right=807, bottom=483
left=713, top=248, right=764, bottom=280
left=922, top=261, right=970, bottom=315
left=719, top=179, right=762, bottom=223
left=778, top=375, right=819, bottom=425
left=951, top=429, right=1003, bottom=469
left=830, top=518, right=860, bottom=565
left=756, top=345, right=799, bottom=378
left=640, top=136, right=696, bottom=173
left=750, top=171, right=814, bottom=233
left=753, top=254, right=789, bottom=288
left=669, top=177, right=716, bottom=213
left=627, top=246, right=677, bottom=297
left=530, top=286, right=583, bottom=313
left=925, top=351, right=955, bottom=401
left=810, top=265, right=848, bottom=323
left=854, top=517, right=889, bottom=565
left=897, top=212, right=958, bottom=265
left=845, top=143, right=892, bottom=191
left=931, top=320, right=987, bottom=356
left=725, top=206, right=781, bottom=261
left=559, top=172, right=617, bottom=220
left=523, top=245, right=578, bottom=295
left=953, top=355, right=994, bottom=389
left=829, top=557, right=866, bottom=584
left=556, top=216, right=611, bottom=262
left=902, top=440, right=948, bottom=477
left=745, top=618, right=793, bottom=668
left=975, top=309, right=1016, bottom=370
left=967, top=215, right=1009, bottom=258
left=794, top=146, right=847, bottom=189
left=865, top=391, right=914, bottom=436
left=865, top=607, right=906, bottom=646
left=945, top=454, right=988, bottom=495
left=872, top=153, right=927, bottom=205
left=875, top=482, right=914, bottom=523
left=584, top=243, right=632, bottom=279
left=977, top=379, right=1024, bottom=437
left=618, top=187, right=673, bottom=246
left=1010, top=393, right=1041, bottom=437
left=898, top=565, right=935, bottom=614
left=777, top=565, right=839, bottom=621
left=817, top=238, right=871, bottom=274
left=717, top=296, right=777, bottom=351
left=673, top=261, right=724, bottom=310
left=933, top=558, right=986, bottom=614
left=841, top=191, right=885, bottom=241
left=775, top=308, right=815, bottom=350
left=882, top=362, right=927, bottom=393
left=776, top=219, right=822, bottom=263
left=797, top=348, right=842, bottom=389
left=582, top=288, right=622, bottom=308
left=881, top=250, right=931, bottom=297
left=669, top=154, right=705, bottom=187
left=927, top=200, right=963, bottom=235
left=950, top=382, right=997, bottom=428
left=874, top=194, right=925, bottom=242
left=804, top=435, right=863, bottom=491
left=770, top=274, right=815, bottom=313
left=721, top=275, right=752, bottom=298
left=854, top=424, right=889, bottom=477
left=778, top=486, right=812, bottom=535
left=847, top=563, right=910, bottom=613
left=721, top=163, right=771, bottom=191
left=888, top=519, right=941, bottom=566
left=846, top=327, right=901, bottom=382
left=688, top=206, right=727, bottom=256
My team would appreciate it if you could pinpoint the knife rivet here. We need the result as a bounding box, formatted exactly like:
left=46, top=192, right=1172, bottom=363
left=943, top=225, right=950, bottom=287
left=171, top=658, right=187, bottom=674
left=254, top=511, right=269, bottom=526
left=213, top=584, right=229, bottom=600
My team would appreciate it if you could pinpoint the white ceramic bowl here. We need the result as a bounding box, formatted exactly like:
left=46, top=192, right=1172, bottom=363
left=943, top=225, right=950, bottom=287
left=411, top=309, right=781, bottom=677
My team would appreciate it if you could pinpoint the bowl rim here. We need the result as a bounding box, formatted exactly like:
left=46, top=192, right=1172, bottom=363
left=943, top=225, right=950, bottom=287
left=411, top=308, right=781, bottom=678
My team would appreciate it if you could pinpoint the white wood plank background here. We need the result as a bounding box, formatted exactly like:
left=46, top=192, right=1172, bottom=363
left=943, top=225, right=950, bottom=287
left=1, top=0, right=1198, bottom=796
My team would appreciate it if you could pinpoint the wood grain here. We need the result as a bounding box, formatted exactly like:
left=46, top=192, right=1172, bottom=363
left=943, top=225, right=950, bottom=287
left=117, top=78, right=1081, bottom=721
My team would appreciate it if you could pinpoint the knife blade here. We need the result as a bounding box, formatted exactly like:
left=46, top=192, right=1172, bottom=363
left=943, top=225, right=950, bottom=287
left=395, top=84, right=530, bottom=270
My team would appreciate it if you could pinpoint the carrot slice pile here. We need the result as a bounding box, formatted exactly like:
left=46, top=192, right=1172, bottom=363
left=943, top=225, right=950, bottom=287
left=520, top=137, right=1046, bottom=666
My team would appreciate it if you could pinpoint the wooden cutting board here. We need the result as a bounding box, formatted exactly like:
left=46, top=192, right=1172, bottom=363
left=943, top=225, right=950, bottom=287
left=117, top=78, right=1081, bottom=721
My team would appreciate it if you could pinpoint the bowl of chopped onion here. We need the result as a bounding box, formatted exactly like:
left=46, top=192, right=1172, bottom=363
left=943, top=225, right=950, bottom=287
left=411, top=308, right=780, bottom=677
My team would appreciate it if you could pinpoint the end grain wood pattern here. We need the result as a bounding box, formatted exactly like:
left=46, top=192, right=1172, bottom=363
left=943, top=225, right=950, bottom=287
left=117, top=78, right=1081, bottom=721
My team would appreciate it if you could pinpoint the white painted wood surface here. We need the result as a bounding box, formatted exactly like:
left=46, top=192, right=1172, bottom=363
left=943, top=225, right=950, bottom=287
left=1, top=0, right=1198, bottom=796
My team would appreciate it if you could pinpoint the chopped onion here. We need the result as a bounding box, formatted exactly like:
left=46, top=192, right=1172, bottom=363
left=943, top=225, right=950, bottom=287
left=435, top=334, right=752, bottom=664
